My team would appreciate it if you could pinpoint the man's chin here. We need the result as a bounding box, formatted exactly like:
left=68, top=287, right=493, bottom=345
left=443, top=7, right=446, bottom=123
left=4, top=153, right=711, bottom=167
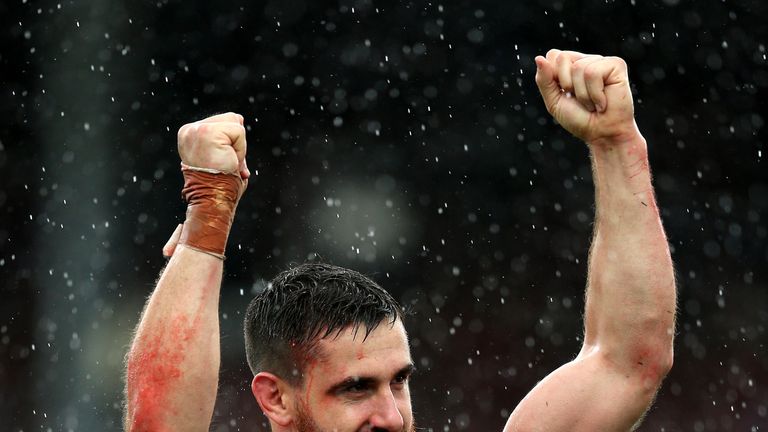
left=294, top=415, right=416, bottom=432
left=294, top=404, right=416, bottom=432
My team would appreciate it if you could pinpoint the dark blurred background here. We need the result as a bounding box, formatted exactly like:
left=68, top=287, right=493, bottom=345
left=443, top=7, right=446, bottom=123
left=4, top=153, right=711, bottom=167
left=1, top=0, right=767, bottom=430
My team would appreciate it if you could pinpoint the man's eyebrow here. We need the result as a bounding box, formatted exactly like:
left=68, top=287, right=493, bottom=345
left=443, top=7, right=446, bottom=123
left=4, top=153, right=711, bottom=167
left=396, top=363, right=417, bottom=378
left=327, top=376, right=378, bottom=395
left=326, top=363, right=417, bottom=395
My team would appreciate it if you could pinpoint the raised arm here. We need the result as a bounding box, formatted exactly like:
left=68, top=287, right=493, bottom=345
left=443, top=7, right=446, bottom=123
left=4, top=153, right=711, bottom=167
left=505, top=50, right=676, bottom=431
left=124, top=112, right=250, bottom=431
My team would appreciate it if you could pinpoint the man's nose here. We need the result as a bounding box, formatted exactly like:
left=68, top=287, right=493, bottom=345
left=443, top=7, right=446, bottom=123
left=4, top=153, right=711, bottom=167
left=368, top=388, right=405, bottom=431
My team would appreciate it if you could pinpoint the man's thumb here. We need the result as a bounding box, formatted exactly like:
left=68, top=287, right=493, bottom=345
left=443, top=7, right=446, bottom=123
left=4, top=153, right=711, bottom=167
left=163, top=224, right=183, bottom=257
left=535, top=56, right=560, bottom=113
left=239, top=158, right=251, bottom=180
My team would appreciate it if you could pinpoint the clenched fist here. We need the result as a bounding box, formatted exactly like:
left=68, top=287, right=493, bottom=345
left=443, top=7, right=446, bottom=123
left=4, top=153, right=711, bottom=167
left=163, top=112, right=250, bottom=259
left=177, top=112, right=250, bottom=179
left=535, top=50, right=640, bottom=145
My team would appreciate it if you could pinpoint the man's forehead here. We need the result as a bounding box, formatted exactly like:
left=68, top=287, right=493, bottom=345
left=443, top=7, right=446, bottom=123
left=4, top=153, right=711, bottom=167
left=313, top=319, right=410, bottom=363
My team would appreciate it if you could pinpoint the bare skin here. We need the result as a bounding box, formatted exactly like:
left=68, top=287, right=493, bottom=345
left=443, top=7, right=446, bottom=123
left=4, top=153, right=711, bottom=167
left=124, top=49, right=676, bottom=432
left=123, top=113, right=249, bottom=431
left=503, top=51, right=676, bottom=431
left=252, top=320, right=416, bottom=432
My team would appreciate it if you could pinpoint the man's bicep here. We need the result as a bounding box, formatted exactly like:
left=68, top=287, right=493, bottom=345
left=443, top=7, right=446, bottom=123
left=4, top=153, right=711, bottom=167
left=503, top=350, right=658, bottom=432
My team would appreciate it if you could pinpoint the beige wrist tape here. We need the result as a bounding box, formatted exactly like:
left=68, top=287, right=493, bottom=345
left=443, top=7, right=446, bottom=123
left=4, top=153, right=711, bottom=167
left=178, top=165, right=246, bottom=259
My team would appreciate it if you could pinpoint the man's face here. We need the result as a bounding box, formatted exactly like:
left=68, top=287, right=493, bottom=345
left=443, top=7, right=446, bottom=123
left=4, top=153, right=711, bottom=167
left=292, top=319, right=415, bottom=432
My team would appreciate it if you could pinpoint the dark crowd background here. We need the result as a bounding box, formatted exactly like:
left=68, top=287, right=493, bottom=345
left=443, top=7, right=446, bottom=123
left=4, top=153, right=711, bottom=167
left=1, top=0, right=767, bottom=431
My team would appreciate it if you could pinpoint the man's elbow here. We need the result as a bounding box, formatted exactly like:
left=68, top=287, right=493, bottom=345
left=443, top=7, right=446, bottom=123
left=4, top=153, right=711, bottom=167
left=657, top=344, right=674, bottom=381
left=635, top=314, right=676, bottom=387
left=635, top=343, right=674, bottom=398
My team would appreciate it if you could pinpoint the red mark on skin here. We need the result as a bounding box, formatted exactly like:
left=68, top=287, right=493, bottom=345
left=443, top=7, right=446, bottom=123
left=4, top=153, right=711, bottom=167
left=631, top=346, right=667, bottom=392
left=126, top=269, right=214, bottom=431
left=641, top=190, right=659, bottom=212
left=356, top=348, right=366, bottom=360
left=127, top=314, right=198, bottom=431
left=621, top=140, right=651, bottom=180
left=626, top=158, right=649, bottom=179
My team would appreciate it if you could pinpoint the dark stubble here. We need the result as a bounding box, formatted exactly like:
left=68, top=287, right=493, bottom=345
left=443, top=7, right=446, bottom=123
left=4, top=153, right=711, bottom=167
left=294, top=404, right=416, bottom=432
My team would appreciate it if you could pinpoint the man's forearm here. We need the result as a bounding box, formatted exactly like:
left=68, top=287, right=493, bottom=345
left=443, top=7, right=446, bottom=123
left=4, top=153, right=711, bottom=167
left=581, top=132, right=676, bottom=381
left=125, top=246, right=222, bottom=431
left=124, top=112, right=248, bottom=431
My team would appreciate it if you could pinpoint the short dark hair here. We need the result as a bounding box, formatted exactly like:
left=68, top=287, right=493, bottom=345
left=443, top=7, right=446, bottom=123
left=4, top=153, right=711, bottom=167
left=244, top=262, right=404, bottom=386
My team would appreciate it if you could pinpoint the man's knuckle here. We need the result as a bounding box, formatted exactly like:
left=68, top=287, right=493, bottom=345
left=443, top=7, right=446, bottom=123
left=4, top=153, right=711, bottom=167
left=610, top=56, right=628, bottom=68
left=177, top=124, right=189, bottom=140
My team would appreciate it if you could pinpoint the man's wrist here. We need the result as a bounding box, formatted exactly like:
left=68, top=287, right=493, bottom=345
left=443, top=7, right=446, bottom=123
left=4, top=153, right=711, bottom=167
left=178, top=168, right=246, bottom=258
left=588, top=130, right=654, bottom=193
left=586, top=121, right=645, bottom=150
left=587, top=125, right=648, bottom=163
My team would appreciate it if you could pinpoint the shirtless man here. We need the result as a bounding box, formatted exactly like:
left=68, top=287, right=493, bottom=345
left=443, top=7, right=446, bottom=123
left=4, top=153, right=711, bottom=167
left=124, top=49, right=677, bottom=431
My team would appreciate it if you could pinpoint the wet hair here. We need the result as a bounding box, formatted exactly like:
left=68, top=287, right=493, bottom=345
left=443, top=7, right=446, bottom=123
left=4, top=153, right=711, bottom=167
left=244, top=262, right=404, bottom=386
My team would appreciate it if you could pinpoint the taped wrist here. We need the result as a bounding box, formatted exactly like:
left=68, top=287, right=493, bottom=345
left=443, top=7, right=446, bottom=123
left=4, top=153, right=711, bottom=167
left=178, top=166, right=246, bottom=259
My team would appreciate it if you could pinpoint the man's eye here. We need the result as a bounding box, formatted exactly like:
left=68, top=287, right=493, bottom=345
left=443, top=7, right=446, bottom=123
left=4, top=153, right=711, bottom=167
left=392, top=374, right=409, bottom=385
left=345, top=382, right=369, bottom=393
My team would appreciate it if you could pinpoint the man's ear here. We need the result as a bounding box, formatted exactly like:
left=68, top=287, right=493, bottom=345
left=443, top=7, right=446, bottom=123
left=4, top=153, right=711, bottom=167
left=252, top=372, right=295, bottom=427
